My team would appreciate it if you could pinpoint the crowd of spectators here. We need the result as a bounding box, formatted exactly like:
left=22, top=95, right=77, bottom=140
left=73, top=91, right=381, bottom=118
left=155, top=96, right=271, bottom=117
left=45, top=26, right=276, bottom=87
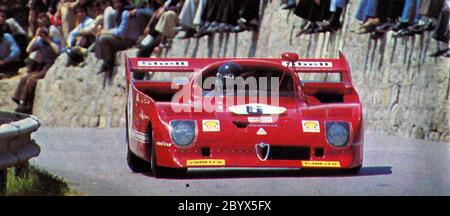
left=352, top=0, right=449, bottom=57
left=282, top=0, right=449, bottom=57
left=0, top=0, right=448, bottom=114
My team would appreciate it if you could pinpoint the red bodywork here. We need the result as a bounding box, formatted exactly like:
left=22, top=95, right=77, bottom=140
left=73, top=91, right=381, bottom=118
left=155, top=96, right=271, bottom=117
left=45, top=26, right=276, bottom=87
left=125, top=52, right=363, bottom=171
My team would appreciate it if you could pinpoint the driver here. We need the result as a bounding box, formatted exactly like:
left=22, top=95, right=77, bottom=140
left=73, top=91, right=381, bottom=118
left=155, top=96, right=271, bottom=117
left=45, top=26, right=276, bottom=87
left=215, top=62, right=243, bottom=91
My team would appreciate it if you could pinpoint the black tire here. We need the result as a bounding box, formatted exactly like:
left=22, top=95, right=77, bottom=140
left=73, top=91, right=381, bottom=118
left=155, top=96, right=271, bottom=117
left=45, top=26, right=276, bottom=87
left=341, top=165, right=362, bottom=175
left=127, top=145, right=151, bottom=173
left=150, top=142, right=161, bottom=178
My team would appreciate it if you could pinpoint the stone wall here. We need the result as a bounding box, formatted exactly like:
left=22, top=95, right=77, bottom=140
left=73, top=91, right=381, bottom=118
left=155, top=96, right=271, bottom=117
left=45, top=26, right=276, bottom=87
left=10, top=1, right=450, bottom=141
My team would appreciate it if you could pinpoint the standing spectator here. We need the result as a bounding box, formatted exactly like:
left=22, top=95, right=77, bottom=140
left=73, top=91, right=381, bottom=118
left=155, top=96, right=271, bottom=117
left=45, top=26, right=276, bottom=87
left=12, top=26, right=60, bottom=114
left=0, top=7, right=28, bottom=64
left=0, top=24, right=21, bottom=79
left=56, top=0, right=86, bottom=39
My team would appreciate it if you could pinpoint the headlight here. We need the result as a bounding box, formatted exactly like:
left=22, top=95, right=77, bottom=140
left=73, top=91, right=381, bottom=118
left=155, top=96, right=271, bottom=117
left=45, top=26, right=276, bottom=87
left=170, top=120, right=196, bottom=147
left=326, top=122, right=350, bottom=147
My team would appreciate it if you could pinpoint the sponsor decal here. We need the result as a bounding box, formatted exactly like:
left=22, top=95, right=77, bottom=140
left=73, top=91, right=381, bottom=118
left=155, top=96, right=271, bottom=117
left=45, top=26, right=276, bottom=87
left=248, top=117, right=275, bottom=123
left=302, top=120, right=320, bottom=133
left=256, top=128, right=268, bottom=136
left=202, top=120, right=220, bottom=132
left=282, top=61, right=333, bottom=68
left=156, top=141, right=173, bottom=147
left=138, top=61, right=189, bottom=67
left=229, top=104, right=287, bottom=115
left=248, top=124, right=279, bottom=128
left=131, top=129, right=150, bottom=143
left=187, top=159, right=225, bottom=166
left=135, top=94, right=151, bottom=104
left=301, top=161, right=341, bottom=168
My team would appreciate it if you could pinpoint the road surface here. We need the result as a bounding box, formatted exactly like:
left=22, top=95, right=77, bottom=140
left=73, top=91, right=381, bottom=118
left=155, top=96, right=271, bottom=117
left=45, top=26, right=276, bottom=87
left=31, top=128, right=450, bottom=196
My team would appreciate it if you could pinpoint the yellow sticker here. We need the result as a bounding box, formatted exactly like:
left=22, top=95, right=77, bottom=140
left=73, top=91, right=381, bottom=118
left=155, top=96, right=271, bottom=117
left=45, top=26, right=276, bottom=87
left=302, top=120, right=320, bottom=133
left=187, top=159, right=226, bottom=166
left=301, top=161, right=341, bottom=168
left=202, top=120, right=220, bottom=132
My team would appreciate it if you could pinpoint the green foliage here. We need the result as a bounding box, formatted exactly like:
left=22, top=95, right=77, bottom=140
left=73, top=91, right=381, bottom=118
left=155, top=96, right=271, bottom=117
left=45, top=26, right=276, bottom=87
left=6, top=165, right=80, bottom=196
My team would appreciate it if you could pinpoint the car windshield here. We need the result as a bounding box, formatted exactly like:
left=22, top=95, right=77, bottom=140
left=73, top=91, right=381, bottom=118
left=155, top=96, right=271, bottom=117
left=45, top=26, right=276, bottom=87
left=199, top=66, right=296, bottom=97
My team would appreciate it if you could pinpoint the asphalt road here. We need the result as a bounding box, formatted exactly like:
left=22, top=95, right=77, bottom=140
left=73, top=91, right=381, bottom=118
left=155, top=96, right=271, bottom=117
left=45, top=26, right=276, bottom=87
left=31, top=128, right=450, bottom=196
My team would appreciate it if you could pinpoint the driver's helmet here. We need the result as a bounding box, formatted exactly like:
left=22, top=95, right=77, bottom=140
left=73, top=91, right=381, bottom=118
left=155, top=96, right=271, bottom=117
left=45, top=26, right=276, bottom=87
left=216, top=62, right=243, bottom=88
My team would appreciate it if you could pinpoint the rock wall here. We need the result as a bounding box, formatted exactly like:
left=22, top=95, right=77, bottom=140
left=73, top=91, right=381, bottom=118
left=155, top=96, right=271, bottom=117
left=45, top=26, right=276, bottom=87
left=29, top=1, right=449, bottom=141
left=0, top=68, right=26, bottom=113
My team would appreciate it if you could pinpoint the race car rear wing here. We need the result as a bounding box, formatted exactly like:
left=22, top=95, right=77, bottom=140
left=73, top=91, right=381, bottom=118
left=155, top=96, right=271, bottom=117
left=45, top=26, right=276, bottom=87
left=126, top=51, right=353, bottom=85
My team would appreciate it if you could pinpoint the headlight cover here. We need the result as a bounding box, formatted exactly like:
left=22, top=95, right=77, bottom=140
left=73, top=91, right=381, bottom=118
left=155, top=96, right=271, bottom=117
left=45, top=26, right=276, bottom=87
left=326, top=122, right=350, bottom=147
left=170, top=120, right=196, bottom=147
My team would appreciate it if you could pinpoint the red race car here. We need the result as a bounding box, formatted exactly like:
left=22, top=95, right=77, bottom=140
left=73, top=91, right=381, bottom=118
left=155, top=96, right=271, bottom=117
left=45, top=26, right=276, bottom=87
left=125, top=52, right=363, bottom=177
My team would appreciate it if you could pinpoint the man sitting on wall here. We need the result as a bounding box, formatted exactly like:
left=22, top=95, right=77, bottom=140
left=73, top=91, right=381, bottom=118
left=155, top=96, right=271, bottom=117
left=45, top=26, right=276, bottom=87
left=0, top=24, right=21, bottom=79
left=12, top=26, right=60, bottom=114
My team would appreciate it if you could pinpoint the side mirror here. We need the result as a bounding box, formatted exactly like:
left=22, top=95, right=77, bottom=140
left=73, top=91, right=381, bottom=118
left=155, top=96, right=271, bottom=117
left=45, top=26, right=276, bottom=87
left=281, top=52, right=299, bottom=63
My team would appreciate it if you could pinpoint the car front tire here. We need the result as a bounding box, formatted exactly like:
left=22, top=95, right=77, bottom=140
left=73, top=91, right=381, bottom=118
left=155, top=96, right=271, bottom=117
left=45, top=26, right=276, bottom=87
left=127, top=146, right=151, bottom=173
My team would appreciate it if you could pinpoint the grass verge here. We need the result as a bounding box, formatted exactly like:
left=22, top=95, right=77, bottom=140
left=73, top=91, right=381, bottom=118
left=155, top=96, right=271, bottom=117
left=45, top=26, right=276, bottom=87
left=5, top=165, right=82, bottom=196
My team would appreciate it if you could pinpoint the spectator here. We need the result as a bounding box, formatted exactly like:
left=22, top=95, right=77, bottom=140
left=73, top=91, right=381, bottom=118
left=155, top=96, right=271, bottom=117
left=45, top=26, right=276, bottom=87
left=232, top=0, right=261, bottom=33
left=354, top=0, right=380, bottom=34
left=375, top=0, right=405, bottom=33
left=78, top=0, right=112, bottom=52
left=95, top=0, right=136, bottom=76
left=409, top=0, right=445, bottom=33
left=0, top=7, right=28, bottom=64
left=137, top=1, right=166, bottom=59
left=27, top=0, right=59, bottom=37
left=317, top=0, right=348, bottom=32
left=56, top=0, right=86, bottom=39
left=103, top=1, right=118, bottom=30
left=392, top=0, right=422, bottom=37
left=12, top=26, right=60, bottom=114
left=65, top=5, right=96, bottom=66
left=0, top=24, right=21, bottom=79
left=294, top=0, right=333, bottom=35
left=200, top=0, right=241, bottom=34
left=155, top=7, right=180, bottom=48
left=67, top=5, right=95, bottom=47
left=177, top=0, right=199, bottom=39
left=430, top=1, right=449, bottom=57
left=281, top=0, right=296, bottom=10
left=35, top=12, right=66, bottom=49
